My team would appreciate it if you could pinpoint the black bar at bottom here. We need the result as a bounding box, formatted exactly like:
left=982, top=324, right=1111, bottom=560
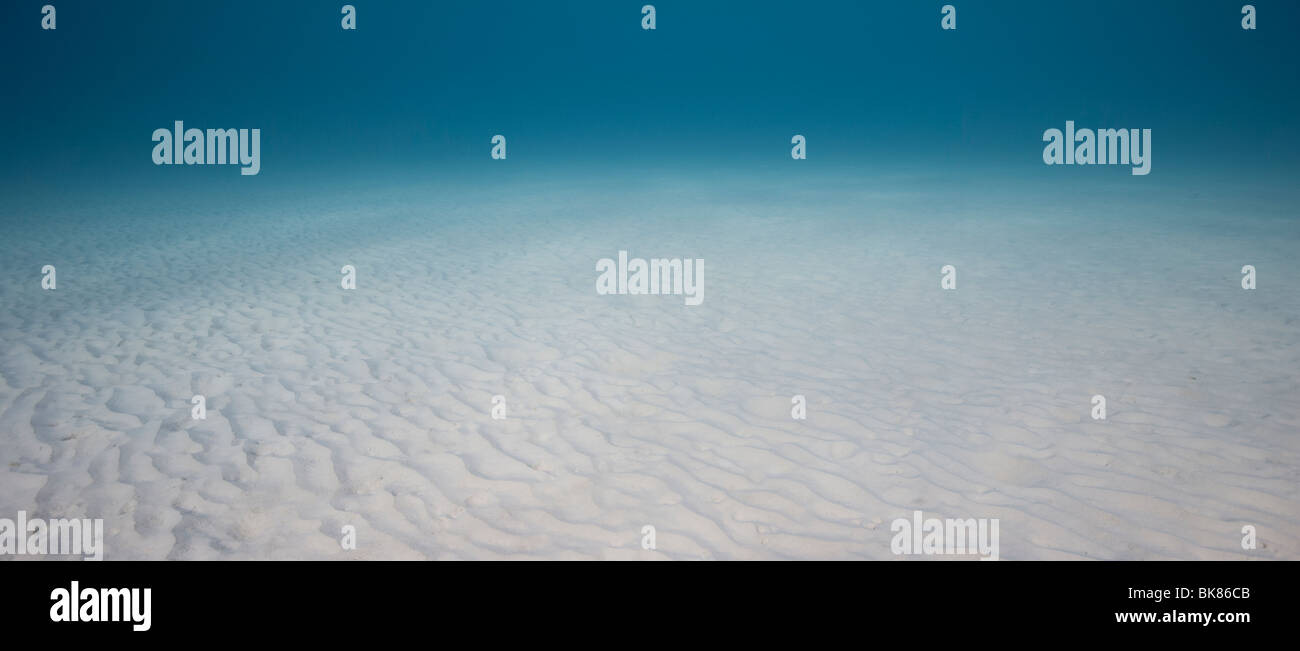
left=0, top=561, right=1291, bottom=641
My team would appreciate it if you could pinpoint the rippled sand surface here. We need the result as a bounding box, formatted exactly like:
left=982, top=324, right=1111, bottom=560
left=2, top=171, right=1296, bottom=559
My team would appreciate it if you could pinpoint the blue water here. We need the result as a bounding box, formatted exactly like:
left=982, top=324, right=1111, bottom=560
left=2, top=0, right=1297, bottom=194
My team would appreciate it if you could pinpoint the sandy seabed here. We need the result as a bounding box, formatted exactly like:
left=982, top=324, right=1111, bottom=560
left=1, top=170, right=1297, bottom=560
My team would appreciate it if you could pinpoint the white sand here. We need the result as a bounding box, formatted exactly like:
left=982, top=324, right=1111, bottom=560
left=1, top=170, right=1297, bottom=559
